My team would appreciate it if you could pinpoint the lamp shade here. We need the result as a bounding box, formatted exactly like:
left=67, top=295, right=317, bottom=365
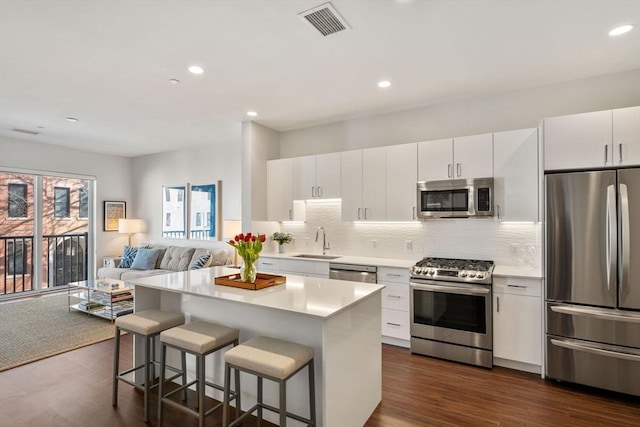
left=118, top=218, right=144, bottom=234
left=223, top=220, right=242, bottom=240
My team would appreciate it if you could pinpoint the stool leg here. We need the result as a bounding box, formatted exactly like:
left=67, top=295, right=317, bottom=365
left=198, top=354, right=205, bottom=427
left=158, top=342, right=167, bottom=426
left=144, top=335, right=151, bottom=423
left=257, top=376, right=263, bottom=426
left=308, top=360, right=316, bottom=426
left=112, top=326, right=121, bottom=407
left=234, top=366, right=241, bottom=420
left=181, top=350, right=187, bottom=401
left=222, top=363, right=231, bottom=427
left=279, top=379, right=287, bottom=427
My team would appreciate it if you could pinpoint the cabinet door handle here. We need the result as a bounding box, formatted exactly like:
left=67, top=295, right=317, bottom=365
left=318, top=186, right=322, bottom=197
left=604, top=144, right=609, bottom=164
left=289, top=209, right=293, bottom=220
left=262, top=262, right=274, bottom=266
left=387, top=273, right=402, bottom=277
left=387, top=294, right=402, bottom=299
left=507, top=284, right=527, bottom=288
left=386, top=322, right=402, bottom=327
left=448, top=164, right=452, bottom=178
left=413, top=206, right=416, bottom=220
left=496, top=296, right=500, bottom=313
left=358, top=208, right=361, bottom=220
left=456, top=163, right=461, bottom=177
left=497, top=204, right=501, bottom=219
left=311, top=186, right=316, bottom=198
left=619, top=143, right=623, bottom=163
left=365, top=207, right=369, bottom=219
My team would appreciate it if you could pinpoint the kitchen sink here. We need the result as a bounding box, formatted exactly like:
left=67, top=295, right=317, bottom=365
left=292, top=254, right=341, bottom=260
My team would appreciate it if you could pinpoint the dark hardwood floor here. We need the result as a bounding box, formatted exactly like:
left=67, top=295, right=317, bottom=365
left=0, top=334, right=638, bottom=426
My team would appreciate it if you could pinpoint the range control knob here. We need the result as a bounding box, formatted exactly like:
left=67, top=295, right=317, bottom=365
left=460, top=271, right=467, bottom=277
left=467, top=272, right=476, bottom=278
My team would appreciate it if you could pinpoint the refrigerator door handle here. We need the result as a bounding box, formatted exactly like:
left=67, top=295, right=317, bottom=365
left=550, top=338, right=640, bottom=362
left=620, top=183, right=630, bottom=295
left=550, top=304, right=640, bottom=324
left=606, top=185, right=617, bottom=292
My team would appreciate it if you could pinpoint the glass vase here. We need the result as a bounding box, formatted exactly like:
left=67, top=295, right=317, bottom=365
left=240, top=260, right=257, bottom=283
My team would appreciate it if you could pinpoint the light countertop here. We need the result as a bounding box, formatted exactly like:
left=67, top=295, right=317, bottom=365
left=262, top=252, right=542, bottom=278
left=126, top=266, right=385, bottom=320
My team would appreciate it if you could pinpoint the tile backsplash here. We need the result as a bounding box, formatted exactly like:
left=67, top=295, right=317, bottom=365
left=277, top=200, right=541, bottom=268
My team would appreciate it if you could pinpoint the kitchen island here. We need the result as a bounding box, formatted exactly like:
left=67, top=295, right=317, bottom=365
left=127, top=266, right=384, bottom=427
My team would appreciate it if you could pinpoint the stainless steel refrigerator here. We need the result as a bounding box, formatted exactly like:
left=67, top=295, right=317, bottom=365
left=545, top=167, right=640, bottom=397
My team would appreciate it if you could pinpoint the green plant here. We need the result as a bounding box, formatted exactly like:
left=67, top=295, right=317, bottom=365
left=272, top=232, right=293, bottom=245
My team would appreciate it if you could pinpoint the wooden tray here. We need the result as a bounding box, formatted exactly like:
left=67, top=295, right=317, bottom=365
left=214, top=272, right=286, bottom=290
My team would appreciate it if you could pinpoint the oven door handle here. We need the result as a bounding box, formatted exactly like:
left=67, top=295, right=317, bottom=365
left=410, top=282, right=491, bottom=296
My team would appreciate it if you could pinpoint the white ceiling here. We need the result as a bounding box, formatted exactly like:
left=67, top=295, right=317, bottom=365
left=1, top=0, right=638, bottom=157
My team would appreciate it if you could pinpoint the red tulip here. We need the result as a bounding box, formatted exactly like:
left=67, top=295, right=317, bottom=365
left=246, top=232, right=253, bottom=239
left=237, top=233, right=244, bottom=241
left=228, top=240, right=235, bottom=245
left=259, top=234, right=266, bottom=242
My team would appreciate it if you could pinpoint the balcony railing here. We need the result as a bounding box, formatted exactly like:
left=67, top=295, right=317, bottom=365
left=1, top=232, right=88, bottom=296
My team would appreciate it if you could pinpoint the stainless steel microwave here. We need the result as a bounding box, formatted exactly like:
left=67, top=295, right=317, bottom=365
left=417, top=177, right=494, bottom=218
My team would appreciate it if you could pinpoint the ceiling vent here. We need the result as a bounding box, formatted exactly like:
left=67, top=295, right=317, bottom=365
left=299, top=2, right=351, bottom=37
left=11, top=128, right=40, bottom=136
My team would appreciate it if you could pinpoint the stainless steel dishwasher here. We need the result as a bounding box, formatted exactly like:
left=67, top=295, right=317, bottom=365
left=329, top=263, right=377, bottom=283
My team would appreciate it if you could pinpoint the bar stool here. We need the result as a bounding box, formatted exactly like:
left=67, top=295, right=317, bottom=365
left=112, top=309, right=185, bottom=422
left=158, top=320, right=240, bottom=427
left=222, top=335, right=316, bottom=427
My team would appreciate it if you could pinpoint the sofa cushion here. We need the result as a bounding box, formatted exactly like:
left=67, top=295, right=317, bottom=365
left=130, top=248, right=161, bottom=270
left=210, top=248, right=231, bottom=266
left=159, top=246, right=195, bottom=271
left=145, top=244, right=168, bottom=269
left=120, top=269, right=174, bottom=281
left=189, top=249, right=212, bottom=270
left=98, top=267, right=129, bottom=280
left=119, top=246, right=141, bottom=268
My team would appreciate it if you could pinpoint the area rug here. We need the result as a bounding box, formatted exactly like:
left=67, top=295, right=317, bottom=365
left=0, top=293, right=116, bottom=371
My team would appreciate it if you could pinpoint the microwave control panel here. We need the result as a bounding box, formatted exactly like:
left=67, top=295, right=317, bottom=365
left=477, top=188, right=491, bottom=212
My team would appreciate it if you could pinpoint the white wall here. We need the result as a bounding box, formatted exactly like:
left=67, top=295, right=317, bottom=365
left=279, top=70, right=640, bottom=157
left=131, top=129, right=242, bottom=250
left=0, top=135, right=132, bottom=261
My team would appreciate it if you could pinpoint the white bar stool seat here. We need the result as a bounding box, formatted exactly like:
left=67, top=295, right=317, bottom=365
left=112, top=309, right=186, bottom=423
left=158, top=320, right=240, bottom=427
left=222, top=335, right=316, bottom=427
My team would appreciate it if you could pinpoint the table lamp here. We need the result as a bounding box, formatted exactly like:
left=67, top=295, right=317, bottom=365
left=118, top=219, right=144, bottom=246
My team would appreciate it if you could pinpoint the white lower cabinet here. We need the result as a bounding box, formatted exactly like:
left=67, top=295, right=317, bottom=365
left=493, top=276, right=542, bottom=373
left=379, top=267, right=410, bottom=346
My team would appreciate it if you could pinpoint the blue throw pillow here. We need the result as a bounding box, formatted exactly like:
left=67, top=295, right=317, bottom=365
left=118, top=246, right=140, bottom=268
left=130, top=248, right=161, bottom=270
left=190, top=252, right=212, bottom=270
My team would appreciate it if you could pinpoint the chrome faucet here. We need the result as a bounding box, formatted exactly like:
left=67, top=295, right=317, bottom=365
left=315, top=226, right=330, bottom=255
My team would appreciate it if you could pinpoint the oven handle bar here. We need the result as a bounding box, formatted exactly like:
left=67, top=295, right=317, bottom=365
left=550, top=338, right=640, bottom=362
left=410, top=281, right=490, bottom=296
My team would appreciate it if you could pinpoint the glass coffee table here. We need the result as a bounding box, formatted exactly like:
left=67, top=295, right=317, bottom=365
left=68, top=278, right=134, bottom=321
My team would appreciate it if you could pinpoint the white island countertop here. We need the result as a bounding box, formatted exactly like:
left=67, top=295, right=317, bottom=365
left=126, top=265, right=385, bottom=319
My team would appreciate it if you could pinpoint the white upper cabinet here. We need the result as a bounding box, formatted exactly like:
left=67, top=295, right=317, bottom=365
left=340, top=147, right=386, bottom=221
left=417, top=138, right=453, bottom=181
left=362, top=147, right=387, bottom=221
left=293, top=153, right=341, bottom=200
left=543, top=107, right=640, bottom=170
left=267, top=158, right=305, bottom=221
left=613, top=106, right=640, bottom=166
left=386, top=143, right=418, bottom=220
left=493, top=128, right=539, bottom=222
left=418, top=134, right=493, bottom=181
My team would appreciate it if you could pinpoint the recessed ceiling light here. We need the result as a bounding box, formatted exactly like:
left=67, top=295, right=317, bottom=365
left=66, top=117, right=79, bottom=122
left=169, top=78, right=180, bottom=84
left=247, top=111, right=258, bottom=117
left=188, top=65, right=204, bottom=74
left=609, top=25, right=633, bottom=36
left=378, top=80, right=392, bottom=88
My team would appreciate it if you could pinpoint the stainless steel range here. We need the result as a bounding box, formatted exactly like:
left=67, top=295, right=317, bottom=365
left=410, top=257, right=495, bottom=368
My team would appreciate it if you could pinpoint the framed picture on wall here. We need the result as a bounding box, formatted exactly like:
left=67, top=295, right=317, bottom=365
left=104, top=201, right=126, bottom=231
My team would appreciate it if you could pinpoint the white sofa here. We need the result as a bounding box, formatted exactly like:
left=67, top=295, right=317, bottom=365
left=97, top=244, right=233, bottom=281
